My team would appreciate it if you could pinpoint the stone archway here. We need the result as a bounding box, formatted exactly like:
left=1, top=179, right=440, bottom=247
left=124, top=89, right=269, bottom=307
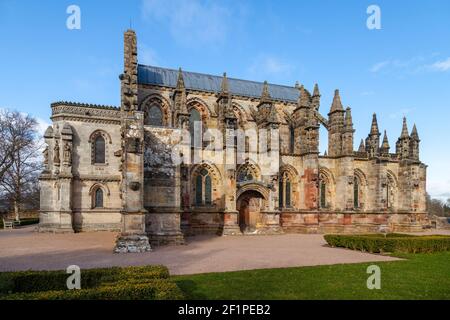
left=237, top=190, right=266, bottom=234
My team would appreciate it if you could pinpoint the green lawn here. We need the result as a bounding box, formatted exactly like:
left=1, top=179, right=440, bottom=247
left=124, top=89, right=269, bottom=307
left=173, top=251, right=450, bottom=300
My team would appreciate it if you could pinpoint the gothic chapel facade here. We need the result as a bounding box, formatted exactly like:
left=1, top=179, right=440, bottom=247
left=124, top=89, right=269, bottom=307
left=38, top=30, right=428, bottom=252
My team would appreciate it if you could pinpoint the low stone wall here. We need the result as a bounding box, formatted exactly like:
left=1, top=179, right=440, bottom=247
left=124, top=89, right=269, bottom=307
left=281, top=211, right=430, bottom=234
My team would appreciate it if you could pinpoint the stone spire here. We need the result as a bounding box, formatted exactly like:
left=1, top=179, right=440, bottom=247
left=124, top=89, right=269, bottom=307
left=120, top=29, right=138, bottom=112
left=409, top=124, right=420, bottom=161
left=261, top=81, right=271, bottom=102
left=220, top=72, right=229, bottom=94
left=365, top=113, right=381, bottom=157
left=298, top=85, right=310, bottom=108
left=176, top=67, right=185, bottom=90
left=311, top=83, right=320, bottom=110
left=410, top=123, right=419, bottom=140
left=174, top=67, right=188, bottom=121
left=345, top=107, right=353, bottom=129
left=329, top=89, right=343, bottom=113
left=358, top=139, right=365, bottom=152
left=380, top=130, right=390, bottom=154
left=400, top=117, right=409, bottom=139
left=370, top=113, right=380, bottom=136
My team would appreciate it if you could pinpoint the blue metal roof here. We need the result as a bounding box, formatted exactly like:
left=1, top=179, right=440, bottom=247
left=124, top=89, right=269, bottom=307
left=138, top=65, right=300, bottom=102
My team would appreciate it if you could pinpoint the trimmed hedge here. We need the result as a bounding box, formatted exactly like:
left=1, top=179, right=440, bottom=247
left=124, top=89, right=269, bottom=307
left=0, top=265, right=183, bottom=300
left=3, top=279, right=184, bottom=300
left=324, top=233, right=450, bottom=254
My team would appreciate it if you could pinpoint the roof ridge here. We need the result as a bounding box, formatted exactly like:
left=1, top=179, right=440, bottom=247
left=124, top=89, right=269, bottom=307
left=138, top=64, right=297, bottom=90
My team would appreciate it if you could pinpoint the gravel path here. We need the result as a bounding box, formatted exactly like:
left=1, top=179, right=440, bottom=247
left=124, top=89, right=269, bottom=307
left=3, top=226, right=442, bottom=275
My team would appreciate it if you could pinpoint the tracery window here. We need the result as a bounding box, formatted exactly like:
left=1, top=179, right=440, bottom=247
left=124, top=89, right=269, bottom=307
left=147, top=105, right=163, bottom=126
left=195, top=168, right=212, bottom=206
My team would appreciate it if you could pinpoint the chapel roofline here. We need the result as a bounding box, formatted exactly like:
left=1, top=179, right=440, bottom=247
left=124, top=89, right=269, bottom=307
left=50, top=101, right=120, bottom=110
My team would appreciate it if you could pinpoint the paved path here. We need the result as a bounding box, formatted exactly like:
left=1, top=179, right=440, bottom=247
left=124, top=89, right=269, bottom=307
left=1, top=226, right=433, bottom=275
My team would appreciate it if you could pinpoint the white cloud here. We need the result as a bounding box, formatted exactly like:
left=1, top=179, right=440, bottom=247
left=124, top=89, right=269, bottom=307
left=427, top=179, right=450, bottom=201
left=370, top=61, right=390, bottom=73
left=429, top=57, right=450, bottom=72
left=247, top=55, right=295, bottom=79
left=141, top=0, right=230, bottom=46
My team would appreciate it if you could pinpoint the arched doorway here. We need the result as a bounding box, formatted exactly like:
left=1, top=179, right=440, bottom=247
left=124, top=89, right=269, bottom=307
left=237, top=190, right=265, bottom=233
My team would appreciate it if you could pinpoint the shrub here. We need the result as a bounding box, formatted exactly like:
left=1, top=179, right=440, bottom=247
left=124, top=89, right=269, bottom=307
left=0, top=265, right=182, bottom=300
left=3, top=279, right=184, bottom=300
left=324, top=234, right=450, bottom=254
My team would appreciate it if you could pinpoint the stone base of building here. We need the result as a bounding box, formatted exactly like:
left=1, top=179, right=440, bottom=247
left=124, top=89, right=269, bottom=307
left=219, top=211, right=243, bottom=236
left=37, top=211, right=74, bottom=233
left=148, top=232, right=185, bottom=246
left=114, top=234, right=152, bottom=253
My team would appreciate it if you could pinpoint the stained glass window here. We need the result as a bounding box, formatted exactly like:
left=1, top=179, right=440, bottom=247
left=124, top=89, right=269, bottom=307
left=148, top=105, right=163, bottom=126
left=285, top=181, right=291, bottom=207
left=195, top=175, right=202, bottom=205
left=320, top=181, right=326, bottom=208
left=205, top=175, right=212, bottom=205
left=95, top=188, right=103, bottom=208
left=354, top=177, right=359, bottom=208
left=94, top=135, right=105, bottom=164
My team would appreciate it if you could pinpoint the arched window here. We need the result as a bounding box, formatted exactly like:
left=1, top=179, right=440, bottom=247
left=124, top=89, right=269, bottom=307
left=189, top=109, right=202, bottom=148
left=94, top=188, right=104, bottom=208
left=289, top=126, right=295, bottom=153
left=94, top=135, right=105, bottom=164
left=195, top=175, right=203, bottom=205
left=279, top=173, right=292, bottom=208
left=147, top=105, right=163, bottom=126
left=354, top=177, right=359, bottom=208
left=285, top=181, right=291, bottom=207
left=195, top=168, right=212, bottom=206
left=320, top=180, right=326, bottom=208
left=205, top=175, right=212, bottom=205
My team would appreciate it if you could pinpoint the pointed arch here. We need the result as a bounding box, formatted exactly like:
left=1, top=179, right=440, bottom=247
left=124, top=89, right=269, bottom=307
left=386, top=170, right=398, bottom=209
left=89, top=130, right=112, bottom=165
left=319, top=167, right=335, bottom=210
left=187, top=97, right=211, bottom=121
left=236, top=160, right=261, bottom=183
left=140, top=94, right=172, bottom=126
left=191, top=162, right=222, bottom=207
left=279, top=164, right=299, bottom=208
left=354, top=169, right=368, bottom=210
left=88, top=183, right=110, bottom=209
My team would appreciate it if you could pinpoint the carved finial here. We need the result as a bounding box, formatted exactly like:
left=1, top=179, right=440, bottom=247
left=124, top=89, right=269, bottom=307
left=220, top=72, right=229, bottom=94
left=261, top=81, right=271, bottom=101
left=298, top=85, right=310, bottom=108
left=176, top=67, right=185, bottom=89
left=410, top=123, right=419, bottom=140
left=370, top=113, right=380, bottom=136
left=381, top=130, right=390, bottom=153
left=345, top=107, right=353, bottom=128
left=313, top=83, right=320, bottom=97
left=358, top=139, right=365, bottom=152
left=330, top=89, right=343, bottom=112
left=400, top=117, right=409, bottom=139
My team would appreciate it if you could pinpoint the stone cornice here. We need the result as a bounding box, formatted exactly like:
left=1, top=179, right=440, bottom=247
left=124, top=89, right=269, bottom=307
left=51, top=103, right=121, bottom=123
left=73, top=174, right=122, bottom=182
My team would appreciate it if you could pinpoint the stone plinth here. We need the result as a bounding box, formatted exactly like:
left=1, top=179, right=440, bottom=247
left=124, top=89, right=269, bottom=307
left=114, top=234, right=151, bottom=253
left=220, top=211, right=242, bottom=236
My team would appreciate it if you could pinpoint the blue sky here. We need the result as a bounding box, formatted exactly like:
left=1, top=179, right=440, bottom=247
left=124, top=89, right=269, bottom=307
left=1, top=0, right=450, bottom=199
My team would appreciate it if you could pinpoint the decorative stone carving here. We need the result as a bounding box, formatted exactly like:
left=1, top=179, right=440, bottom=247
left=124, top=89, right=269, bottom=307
left=63, top=142, right=72, bottom=165
left=53, top=140, right=60, bottom=166
left=129, top=181, right=140, bottom=191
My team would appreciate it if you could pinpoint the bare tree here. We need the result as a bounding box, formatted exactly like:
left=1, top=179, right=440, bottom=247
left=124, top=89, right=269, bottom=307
left=0, top=110, right=38, bottom=183
left=0, top=110, right=41, bottom=220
